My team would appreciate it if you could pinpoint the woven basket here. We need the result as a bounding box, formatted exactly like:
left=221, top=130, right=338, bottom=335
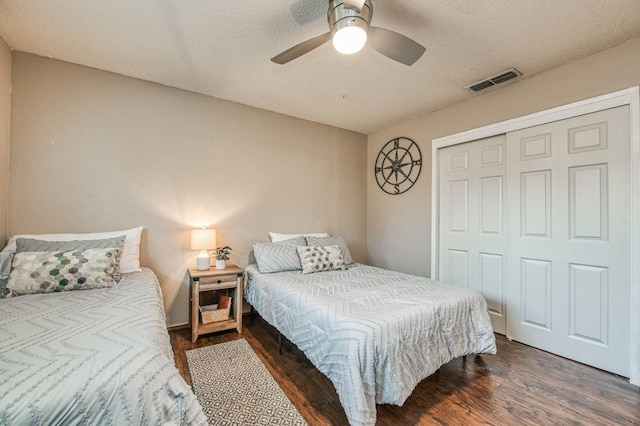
left=200, top=295, right=231, bottom=324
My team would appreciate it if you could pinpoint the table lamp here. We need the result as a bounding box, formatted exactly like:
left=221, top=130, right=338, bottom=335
left=191, top=228, right=216, bottom=270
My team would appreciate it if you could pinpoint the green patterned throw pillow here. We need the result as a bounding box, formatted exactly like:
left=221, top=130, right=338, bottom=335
left=7, top=247, right=121, bottom=295
left=15, top=236, right=126, bottom=282
left=296, top=245, right=345, bottom=274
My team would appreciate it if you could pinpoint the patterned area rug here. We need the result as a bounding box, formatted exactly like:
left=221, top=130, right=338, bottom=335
left=186, top=339, right=307, bottom=426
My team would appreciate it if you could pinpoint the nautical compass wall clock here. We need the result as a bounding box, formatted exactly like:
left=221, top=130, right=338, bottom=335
left=374, top=137, right=422, bottom=195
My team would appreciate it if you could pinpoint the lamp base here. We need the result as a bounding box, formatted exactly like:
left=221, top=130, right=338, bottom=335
left=196, top=253, right=210, bottom=271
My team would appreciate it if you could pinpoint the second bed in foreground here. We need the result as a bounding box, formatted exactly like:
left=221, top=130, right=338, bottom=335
left=245, top=263, right=497, bottom=426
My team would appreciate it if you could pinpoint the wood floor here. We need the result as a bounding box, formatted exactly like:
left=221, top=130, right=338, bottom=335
left=170, top=315, right=640, bottom=425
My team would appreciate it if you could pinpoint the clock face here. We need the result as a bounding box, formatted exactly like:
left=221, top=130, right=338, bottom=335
left=374, top=137, right=422, bottom=195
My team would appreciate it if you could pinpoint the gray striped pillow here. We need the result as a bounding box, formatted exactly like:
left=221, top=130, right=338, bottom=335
left=253, top=237, right=307, bottom=273
left=305, top=235, right=354, bottom=265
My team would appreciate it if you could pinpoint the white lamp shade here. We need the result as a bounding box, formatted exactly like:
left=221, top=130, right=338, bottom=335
left=190, top=229, right=216, bottom=251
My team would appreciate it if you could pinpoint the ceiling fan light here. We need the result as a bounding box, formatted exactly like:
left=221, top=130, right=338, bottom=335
left=332, top=25, right=367, bottom=54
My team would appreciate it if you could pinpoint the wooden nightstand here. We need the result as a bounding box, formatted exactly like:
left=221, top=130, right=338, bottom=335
left=188, top=265, right=244, bottom=342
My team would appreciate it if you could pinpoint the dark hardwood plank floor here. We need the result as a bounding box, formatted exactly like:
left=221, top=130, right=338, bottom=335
left=170, top=315, right=640, bottom=425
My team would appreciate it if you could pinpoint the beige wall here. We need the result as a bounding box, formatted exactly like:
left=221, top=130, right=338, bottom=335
left=10, top=52, right=367, bottom=325
left=368, top=37, right=640, bottom=277
left=0, top=37, right=10, bottom=242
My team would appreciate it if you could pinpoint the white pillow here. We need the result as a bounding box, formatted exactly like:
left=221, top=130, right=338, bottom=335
left=2, top=226, right=143, bottom=273
left=268, top=232, right=329, bottom=242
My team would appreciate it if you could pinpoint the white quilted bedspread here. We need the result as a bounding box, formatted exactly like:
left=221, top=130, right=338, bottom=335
left=0, top=268, right=206, bottom=426
left=245, top=263, right=497, bottom=426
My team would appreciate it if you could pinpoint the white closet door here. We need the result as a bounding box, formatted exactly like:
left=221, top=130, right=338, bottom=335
left=438, top=135, right=507, bottom=334
left=506, top=106, right=630, bottom=376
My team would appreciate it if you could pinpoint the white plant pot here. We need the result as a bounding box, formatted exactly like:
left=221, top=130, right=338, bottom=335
left=215, top=259, right=226, bottom=270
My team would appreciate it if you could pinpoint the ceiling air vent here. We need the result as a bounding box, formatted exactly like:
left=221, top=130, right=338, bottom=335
left=466, top=68, right=521, bottom=92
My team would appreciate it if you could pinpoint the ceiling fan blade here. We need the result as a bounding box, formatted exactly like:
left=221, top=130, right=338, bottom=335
left=271, top=32, right=332, bottom=64
left=368, top=26, right=426, bottom=66
left=343, top=0, right=366, bottom=11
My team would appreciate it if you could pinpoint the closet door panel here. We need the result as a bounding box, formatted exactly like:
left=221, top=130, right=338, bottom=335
left=438, top=135, right=507, bottom=334
left=505, top=106, right=630, bottom=377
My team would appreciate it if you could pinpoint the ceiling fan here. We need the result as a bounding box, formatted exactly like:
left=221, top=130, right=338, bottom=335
left=271, top=0, right=426, bottom=66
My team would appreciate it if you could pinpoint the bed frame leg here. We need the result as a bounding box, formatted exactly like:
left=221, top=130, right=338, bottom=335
left=278, top=333, right=282, bottom=354
left=462, top=355, right=467, bottom=362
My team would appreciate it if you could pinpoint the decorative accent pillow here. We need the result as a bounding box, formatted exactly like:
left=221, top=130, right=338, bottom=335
left=2, top=226, right=143, bottom=273
left=253, top=237, right=307, bottom=273
left=296, top=245, right=345, bottom=274
left=7, top=247, right=122, bottom=295
left=15, top=236, right=126, bottom=282
left=305, top=236, right=354, bottom=265
left=269, top=232, right=329, bottom=242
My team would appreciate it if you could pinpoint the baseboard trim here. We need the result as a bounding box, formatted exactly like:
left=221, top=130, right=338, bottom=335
left=167, top=323, right=189, bottom=332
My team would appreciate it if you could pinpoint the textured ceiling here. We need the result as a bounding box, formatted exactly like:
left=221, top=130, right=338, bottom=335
left=1, top=0, right=640, bottom=134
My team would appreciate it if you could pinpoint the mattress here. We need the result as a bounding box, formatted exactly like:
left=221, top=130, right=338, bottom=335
left=245, top=263, right=497, bottom=426
left=0, top=268, right=206, bottom=425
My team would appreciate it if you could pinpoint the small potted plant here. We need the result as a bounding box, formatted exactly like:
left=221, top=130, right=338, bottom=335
left=211, top=246, right=232, bottom=270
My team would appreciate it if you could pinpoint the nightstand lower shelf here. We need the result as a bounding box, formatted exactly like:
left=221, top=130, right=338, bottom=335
left=197, top=318, right=237, bottom=335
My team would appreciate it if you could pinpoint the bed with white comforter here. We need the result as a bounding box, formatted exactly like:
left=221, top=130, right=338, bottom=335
left=0, top=268, right=206, bottom=425
left=245, top=263, right=497, bottom=426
